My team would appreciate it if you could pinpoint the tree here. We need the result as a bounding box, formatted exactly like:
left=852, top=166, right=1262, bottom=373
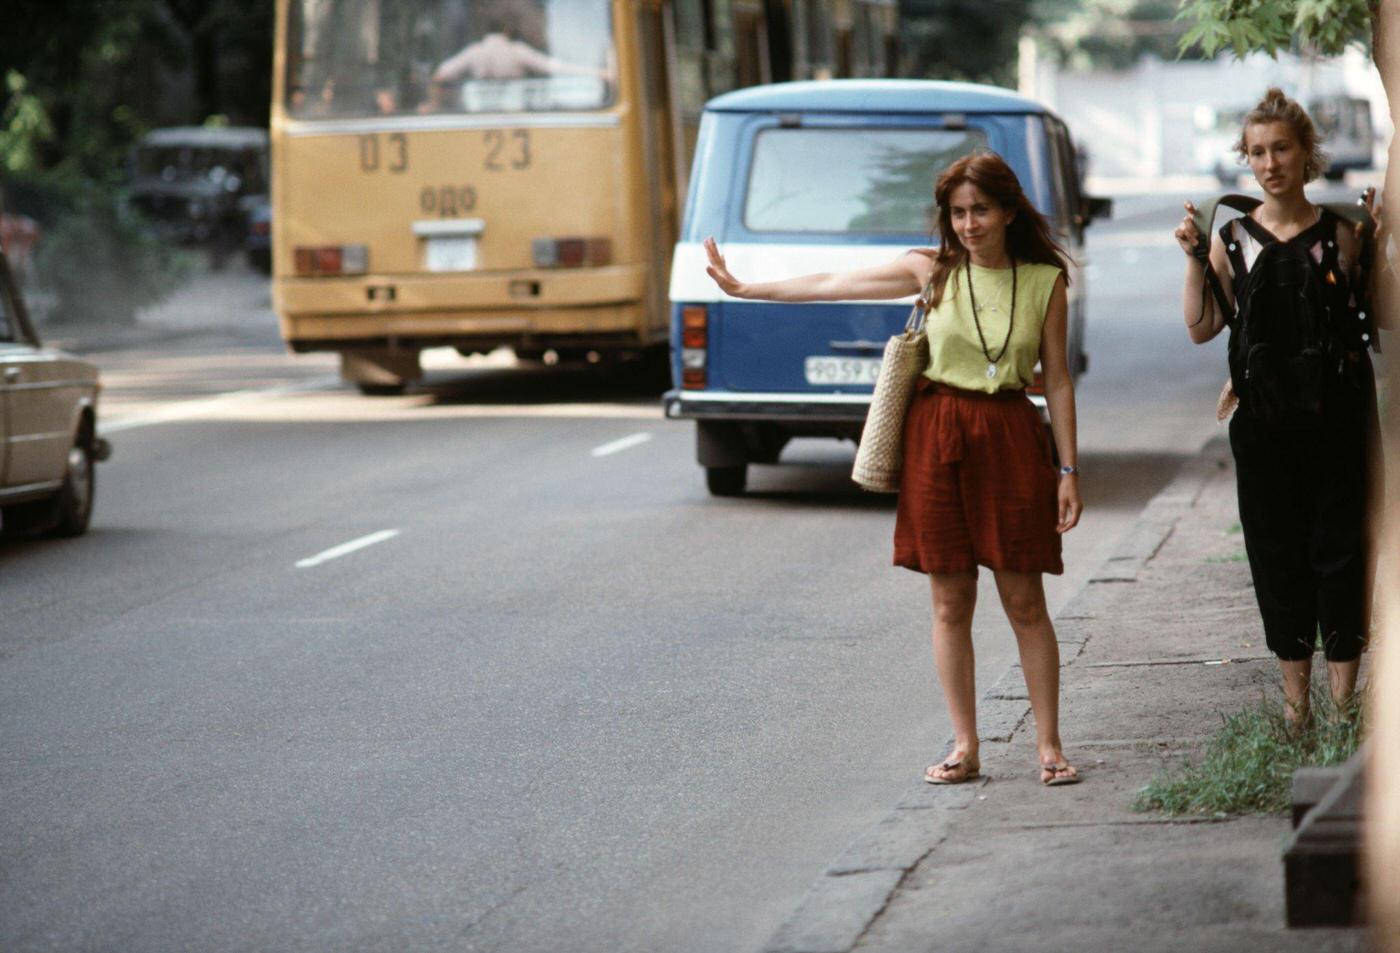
left=900, top=0, right=1033, bottom=87
left=0, top=0, right=274, bottom=323
left=1, top=0, right=273, bottom=181
left=1032, top=0, right=1209, bottom=70
left=1170, top=5, right=1399, bottom=947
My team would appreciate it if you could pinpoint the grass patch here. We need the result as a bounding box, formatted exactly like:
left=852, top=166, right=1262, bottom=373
left=1134, top=687, right=1365, bottom=816
left=1205, top=551, right=1249, bottom=563
left=1225, top=521, right=1243, bottom=535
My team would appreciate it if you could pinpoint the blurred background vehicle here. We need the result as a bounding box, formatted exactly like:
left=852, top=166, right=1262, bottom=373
left=270, top=0, right=901, bottom=395
left=1311, top=93, right=1375, bottom=179
left=1194, top=94, right=1372, bottom=184
left=1193, top=103, right=1250, bottom=184
left=127, top=126, right=270, bottom=269
left=245, top=196, right=272, bottom=274
left=0, top=251, right=110, bottom=538
left=663, top=79, right=1110, bottom=496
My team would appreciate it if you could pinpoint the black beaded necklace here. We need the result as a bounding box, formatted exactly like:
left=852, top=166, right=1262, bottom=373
left=964, top=255, right=1017, bottom=381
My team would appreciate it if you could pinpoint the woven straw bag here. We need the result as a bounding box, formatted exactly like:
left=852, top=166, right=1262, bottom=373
left=851, top=280, right=933, bottom=493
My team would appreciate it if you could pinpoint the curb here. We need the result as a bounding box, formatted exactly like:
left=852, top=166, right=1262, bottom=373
left=757, top=433, right=1233, bottom=953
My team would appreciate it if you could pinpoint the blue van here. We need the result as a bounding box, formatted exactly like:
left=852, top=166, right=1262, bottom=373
left=663, top=80, right=1111, bottom=496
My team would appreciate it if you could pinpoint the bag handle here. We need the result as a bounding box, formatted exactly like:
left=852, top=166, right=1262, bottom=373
left=904, top=274, right=937, bottom=334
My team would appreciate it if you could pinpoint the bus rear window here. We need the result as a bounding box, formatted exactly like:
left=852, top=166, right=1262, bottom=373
left=743, top=127, right=988, bottom=234
left=286, top=0, right=615, bottom=119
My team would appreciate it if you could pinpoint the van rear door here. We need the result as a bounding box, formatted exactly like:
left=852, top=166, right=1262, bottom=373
left=712, top=118, right=995, bottom=393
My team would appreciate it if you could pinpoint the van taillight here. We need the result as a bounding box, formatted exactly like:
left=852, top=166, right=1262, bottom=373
left=681, top=305, right=707, bottom=388
left=1028, top=367, right=1045, bottom=396
left=681, top=305, right=707, bottom=348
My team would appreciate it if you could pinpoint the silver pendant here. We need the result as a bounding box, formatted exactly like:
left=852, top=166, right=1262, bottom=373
left=986, top=362, right=997, bottom=379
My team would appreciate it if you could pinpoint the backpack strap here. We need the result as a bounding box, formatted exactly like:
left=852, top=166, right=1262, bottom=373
left=1191, top=194, right=1262, bottom=250
left=1320, top=200, right=1381, bottom=354
left=1218, top=220, right=1250, bottom=302
left=1190, top=194, right=1259, bottom=327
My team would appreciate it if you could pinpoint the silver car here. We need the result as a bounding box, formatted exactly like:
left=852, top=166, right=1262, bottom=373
left=0, top=252, right=110, bottom=537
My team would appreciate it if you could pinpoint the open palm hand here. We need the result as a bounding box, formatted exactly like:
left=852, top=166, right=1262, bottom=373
left=703, top=237, right=746, bottom=297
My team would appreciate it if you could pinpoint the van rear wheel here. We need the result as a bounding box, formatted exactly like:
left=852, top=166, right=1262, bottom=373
left=705, top=465, right=747, bottom=497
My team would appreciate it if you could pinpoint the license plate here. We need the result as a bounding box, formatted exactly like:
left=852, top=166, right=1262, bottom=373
left=804, top=356, right=881, bottom=386
left=425, top=236, right=478, bottom=272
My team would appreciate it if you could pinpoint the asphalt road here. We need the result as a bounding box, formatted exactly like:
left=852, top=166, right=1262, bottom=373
left=0, top=193, right=1269, bottom=952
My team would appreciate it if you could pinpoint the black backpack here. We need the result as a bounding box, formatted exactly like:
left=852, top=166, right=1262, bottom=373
left=1191, top=194, right=1379, bottom=423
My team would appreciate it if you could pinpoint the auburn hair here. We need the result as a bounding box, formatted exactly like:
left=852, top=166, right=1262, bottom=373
left=918, top=152, right=1071, bottom=307
left=1234, top=87, right=1328, bottom=182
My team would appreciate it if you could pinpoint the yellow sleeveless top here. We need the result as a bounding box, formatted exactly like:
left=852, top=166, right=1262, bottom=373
left=922, top=261, right=1063, bottom=393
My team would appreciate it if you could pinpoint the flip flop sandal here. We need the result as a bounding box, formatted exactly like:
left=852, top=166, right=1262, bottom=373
left=925, top=758, right=980, bottom=785
left=1041, top=762, right=1081, bottom=786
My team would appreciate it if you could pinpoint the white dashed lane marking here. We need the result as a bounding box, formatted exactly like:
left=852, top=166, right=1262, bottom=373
left=590, top=432, right=652, bottom=458
left=295, top=529, right=401, bottom=569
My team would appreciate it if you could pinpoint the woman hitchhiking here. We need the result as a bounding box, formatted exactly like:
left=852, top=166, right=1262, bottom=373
left=704, top=152, right=1083, bottom=786
left=1174, top=87, right=1385, bottom=726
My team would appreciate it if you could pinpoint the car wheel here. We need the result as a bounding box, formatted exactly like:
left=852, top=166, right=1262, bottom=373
left=1, top=439, right=95, bottom=538
left=50, top=440, right=96, bottom=537
left=705, top=465, right=747, bottom=497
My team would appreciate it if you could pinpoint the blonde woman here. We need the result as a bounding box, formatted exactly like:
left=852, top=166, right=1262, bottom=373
left=1174, top=88, right=1386, bottom=725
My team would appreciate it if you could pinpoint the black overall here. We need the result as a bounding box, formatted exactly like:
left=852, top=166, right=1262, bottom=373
left=1220, top=211, right=1372, bottom=663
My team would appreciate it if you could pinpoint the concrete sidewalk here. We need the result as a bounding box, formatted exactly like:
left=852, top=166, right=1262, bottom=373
left=763, top=437, right=1366, bottom=953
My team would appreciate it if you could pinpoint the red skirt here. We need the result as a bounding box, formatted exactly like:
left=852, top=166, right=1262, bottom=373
left=893, top=379, right=1063, bottom=575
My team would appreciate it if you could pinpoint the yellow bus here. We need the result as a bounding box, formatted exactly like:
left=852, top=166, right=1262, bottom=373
left=270, top=0, right=898, bottom=394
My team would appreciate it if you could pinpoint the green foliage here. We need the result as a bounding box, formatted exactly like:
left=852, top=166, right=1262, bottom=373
left=1134, top=686, right=1366, bottom=816
left=1035, top=0, right=1207, bottom=69
left=1204, top=551, right=1249, bottom=562
left=901, top=0, right=1032, bottom=86
left=0, top=0, right=271, bottom=325
left=9, top=171, right=191, bottom=326
left=1175, top=0, right=1374, bottom=59
left=0, top=71, right=56, bottom=175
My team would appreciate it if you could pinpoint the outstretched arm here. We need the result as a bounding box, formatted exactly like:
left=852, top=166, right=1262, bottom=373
left=513, top=41, right=610, bottom=80
left=704, top=237, right=927, bottom=302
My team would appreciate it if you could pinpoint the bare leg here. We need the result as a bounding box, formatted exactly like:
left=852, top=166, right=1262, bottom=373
left=1280, top=659, right=1313, bottom=726
left=993, top=570, right=1074, bottom=781
left=927, top=571, right=979, bottom=776
left=1327, top=658, right=1361, bottom=710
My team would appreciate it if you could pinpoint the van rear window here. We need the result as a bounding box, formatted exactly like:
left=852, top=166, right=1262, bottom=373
left=743, top=127, right=987, bottom=234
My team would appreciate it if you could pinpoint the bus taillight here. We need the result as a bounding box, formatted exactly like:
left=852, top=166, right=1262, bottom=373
left=294, top=244, right=368, bottom=277
left=681, top=305, right=707, bottom=388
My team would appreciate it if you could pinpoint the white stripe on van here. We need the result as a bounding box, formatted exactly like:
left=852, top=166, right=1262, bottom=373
left=668, top=242, right=925, bottom=304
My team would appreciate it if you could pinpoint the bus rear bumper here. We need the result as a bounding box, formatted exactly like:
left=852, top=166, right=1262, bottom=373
left=276, top=265, right=646, bottom=314
left=280, top=305, right=648, bottom=347
left=275, top=265, right=663, bottom=351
